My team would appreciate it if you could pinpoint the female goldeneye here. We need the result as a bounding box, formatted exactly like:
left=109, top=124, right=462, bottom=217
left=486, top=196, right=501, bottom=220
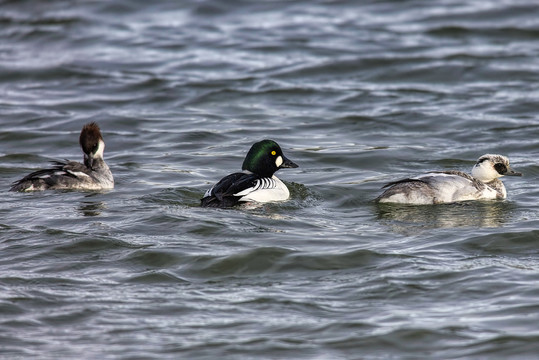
left=376, top=154, right=521, bottom=204
left=201, top=139, right=298, bottom=208
left=10, top=122, right=114, bottom=192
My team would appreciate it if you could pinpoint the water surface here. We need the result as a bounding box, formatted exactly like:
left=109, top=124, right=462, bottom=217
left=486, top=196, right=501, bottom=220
left=1, top=0, right=538, bottom=359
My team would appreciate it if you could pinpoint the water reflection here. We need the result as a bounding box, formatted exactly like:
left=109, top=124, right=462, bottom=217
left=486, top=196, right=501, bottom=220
left=374, top=201, right=515, bottom=234
left=77, top=195, right=107, bottom=217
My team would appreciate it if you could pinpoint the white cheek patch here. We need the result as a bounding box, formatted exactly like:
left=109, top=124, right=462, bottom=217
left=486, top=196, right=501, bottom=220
left=472, top=162, right=499, bottom=181
left=275, top=155, right=283, bottom=167
left=93, top=139, right=105, bottom=159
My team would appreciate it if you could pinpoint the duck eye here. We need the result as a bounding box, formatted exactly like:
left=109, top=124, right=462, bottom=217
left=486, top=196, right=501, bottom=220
left=271, top=150, right=276, bottom=156
left=494, top=163, right=507, bottom=174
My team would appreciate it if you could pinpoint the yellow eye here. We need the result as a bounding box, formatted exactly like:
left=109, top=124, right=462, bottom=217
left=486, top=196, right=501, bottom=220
left=271, top=150, right=276, bottom=156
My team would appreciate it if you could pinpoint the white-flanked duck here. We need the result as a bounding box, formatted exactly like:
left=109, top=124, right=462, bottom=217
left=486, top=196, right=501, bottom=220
left=376, top=154, right=521, bottom=204
left=201, top=139, right=298, bottom=208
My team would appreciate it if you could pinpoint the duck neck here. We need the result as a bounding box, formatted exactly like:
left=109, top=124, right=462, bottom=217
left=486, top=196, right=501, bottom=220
left=485, top=178, right=506, bottom=199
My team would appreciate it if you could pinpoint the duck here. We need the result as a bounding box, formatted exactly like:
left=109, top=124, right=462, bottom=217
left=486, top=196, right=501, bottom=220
left=376, top=154, right=521, bottom=204
left=10, top=122, right=114, bottom=192
left=201, top=139, right=298, bottom=208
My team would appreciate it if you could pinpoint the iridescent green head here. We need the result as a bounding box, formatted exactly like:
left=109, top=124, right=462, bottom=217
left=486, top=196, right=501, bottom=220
left=242, top=139, right=298, bottom=178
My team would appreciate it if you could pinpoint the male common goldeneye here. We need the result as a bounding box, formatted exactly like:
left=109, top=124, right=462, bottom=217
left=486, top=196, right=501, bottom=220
left=201, top=139, right=298, bottom=208
left=376, top=154, right=521, bottom=204
left=10, top=122, right=114, bottom=192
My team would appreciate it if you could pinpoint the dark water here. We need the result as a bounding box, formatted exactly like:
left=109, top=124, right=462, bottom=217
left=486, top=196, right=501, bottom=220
left=1, top=0, right=539, bottom=358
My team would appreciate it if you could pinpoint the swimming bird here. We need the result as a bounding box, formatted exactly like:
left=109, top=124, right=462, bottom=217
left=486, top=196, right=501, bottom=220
left=201, top=139, right=298, bottom=208
left=376, top=154, right=521, bottom=204
left=10, top=122, right=114, bottom=192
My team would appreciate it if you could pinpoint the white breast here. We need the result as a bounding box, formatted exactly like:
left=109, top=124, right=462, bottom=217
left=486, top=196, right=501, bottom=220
left=235, top=175, right=290, bottom=203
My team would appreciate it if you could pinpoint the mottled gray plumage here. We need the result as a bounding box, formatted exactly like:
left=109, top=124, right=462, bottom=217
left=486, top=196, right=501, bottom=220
left=376, top=155, right=521, bottom=204
left=10, top=123, right=114, bottom=192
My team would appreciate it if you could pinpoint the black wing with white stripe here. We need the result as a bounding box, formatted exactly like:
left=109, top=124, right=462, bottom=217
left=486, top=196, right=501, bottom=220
left=10, top=160, right=91, bottom=191
left=201, top=172, right=259, bottom=208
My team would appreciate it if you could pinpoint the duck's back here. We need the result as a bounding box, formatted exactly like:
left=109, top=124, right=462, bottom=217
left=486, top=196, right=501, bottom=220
left=201, top=172, right=258, bottom=208
left=377, top=171, right=496, bottom=204
left=201, top=172, right=291, bottom=208
left=10, top=160, right=112, bottom=192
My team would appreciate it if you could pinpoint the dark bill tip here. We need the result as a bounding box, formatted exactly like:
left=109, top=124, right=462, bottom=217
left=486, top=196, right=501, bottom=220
left=280, top=157, right=299, bottom=169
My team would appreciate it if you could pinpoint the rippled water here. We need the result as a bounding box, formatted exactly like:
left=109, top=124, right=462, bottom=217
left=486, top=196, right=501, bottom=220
left=1, top=0, right=539, bottom=358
